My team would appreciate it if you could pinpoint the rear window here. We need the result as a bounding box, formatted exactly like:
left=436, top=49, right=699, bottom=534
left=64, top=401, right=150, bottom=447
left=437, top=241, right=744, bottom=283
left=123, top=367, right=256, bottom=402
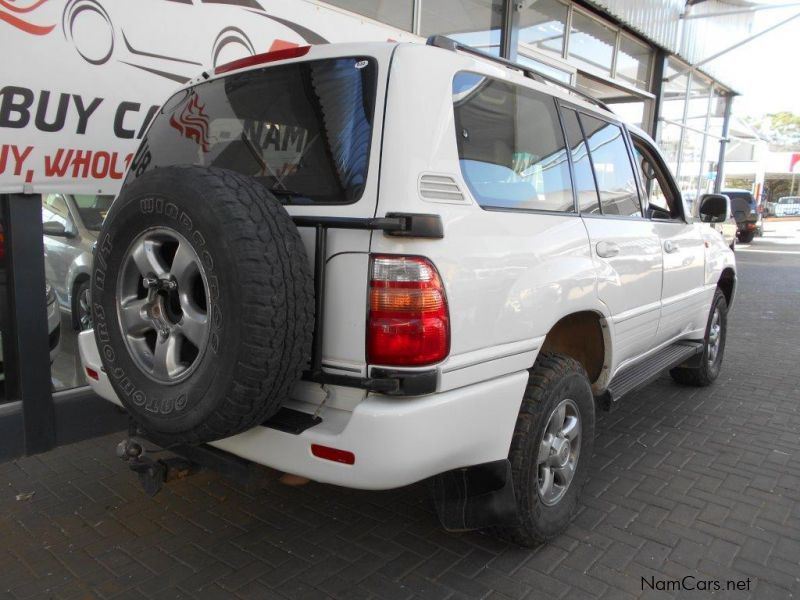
left=452, top=72, right=574, bottom=213
left=127, top=57, right=377, bottom=205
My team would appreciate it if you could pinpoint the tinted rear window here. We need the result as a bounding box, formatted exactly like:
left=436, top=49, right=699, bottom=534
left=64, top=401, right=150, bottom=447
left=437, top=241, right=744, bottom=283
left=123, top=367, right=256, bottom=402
left=127, top=57, right=377, bottom=205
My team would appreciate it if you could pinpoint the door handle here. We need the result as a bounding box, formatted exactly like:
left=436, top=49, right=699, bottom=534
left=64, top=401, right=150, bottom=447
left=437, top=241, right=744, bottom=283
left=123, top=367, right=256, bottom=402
left=596, top=241, right=620, bottom=258
left=664, top=240, right=679, bottom=253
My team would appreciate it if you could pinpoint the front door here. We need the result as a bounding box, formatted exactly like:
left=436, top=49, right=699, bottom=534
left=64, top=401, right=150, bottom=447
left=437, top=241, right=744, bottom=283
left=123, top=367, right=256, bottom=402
left=630, top=135, right=708, bottom=342
left=561, top=108, right=663, bottom=368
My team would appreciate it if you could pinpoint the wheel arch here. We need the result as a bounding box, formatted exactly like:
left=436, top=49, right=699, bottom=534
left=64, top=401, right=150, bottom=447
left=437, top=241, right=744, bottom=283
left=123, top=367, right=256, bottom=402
left=539, top=310, right=611, bottom=391
left=718, top=267, right=736, bottom=309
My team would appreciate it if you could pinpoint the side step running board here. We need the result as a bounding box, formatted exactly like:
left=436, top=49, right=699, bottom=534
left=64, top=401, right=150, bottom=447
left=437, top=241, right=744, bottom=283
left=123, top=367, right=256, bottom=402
left=599, top=341, right=704, bottom=411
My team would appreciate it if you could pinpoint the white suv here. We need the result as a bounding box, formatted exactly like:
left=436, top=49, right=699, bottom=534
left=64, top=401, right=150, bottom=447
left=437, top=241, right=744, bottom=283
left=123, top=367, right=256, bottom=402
left=79, top=38, right=736, bottom=546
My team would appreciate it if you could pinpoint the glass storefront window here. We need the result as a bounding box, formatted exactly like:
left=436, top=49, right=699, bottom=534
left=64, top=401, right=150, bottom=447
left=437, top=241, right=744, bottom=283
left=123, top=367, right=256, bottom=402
left=421, top=0, right=504, bottom=53
left=518, top=0, right=568, bottom=58
left=686, top=74, right=711, bottom=124
left=616, top=34, right=651, bottom=90
left=42, top=193, right=114, bottom=390
left=518, top=54, right=572, bottom=83
left=659, top=122, right=683, bottom=169
left=662, top=60, right=689, bottom=122
left=320, top=0, right=414, bottom=31
left=611, top=101, right=646, bottom=129
left=568, top=10, right=616, bottom=76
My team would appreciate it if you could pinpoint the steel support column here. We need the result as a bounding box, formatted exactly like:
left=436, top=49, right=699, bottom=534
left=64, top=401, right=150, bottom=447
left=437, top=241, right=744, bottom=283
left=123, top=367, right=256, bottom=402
left=500, top=0, right=520, bottom=60
left=714, top=94, right=734, bottom=194
left=2, top=194, right=55, bottom=455
left=649, top=49, right=667, bottom=141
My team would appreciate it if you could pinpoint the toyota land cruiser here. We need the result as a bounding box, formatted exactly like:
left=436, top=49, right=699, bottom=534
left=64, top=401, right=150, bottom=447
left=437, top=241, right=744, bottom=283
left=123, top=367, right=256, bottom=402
left=79, top=38, right=736, bottom=546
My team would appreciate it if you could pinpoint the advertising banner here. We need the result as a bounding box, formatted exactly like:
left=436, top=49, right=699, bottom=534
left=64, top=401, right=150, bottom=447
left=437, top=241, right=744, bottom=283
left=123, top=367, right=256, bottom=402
left=0, top=0, right=414, bottom=195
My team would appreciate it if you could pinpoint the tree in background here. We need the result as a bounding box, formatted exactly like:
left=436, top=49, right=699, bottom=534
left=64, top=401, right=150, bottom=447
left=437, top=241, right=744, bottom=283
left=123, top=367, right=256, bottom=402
left=745, top=112, right=800, bottom=150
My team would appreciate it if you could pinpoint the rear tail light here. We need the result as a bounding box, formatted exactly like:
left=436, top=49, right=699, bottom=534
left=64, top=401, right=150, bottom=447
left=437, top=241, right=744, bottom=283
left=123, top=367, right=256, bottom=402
left=85, top=367, right=99, bottom=381
left=367, top=255, right=449, bottom=366
left=214, top=45, right=310, bottom=75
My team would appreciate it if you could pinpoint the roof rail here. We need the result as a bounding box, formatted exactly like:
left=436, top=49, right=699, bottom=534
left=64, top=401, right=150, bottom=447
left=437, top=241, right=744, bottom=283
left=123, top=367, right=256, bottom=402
left=426, top=35, right=612, bottom=113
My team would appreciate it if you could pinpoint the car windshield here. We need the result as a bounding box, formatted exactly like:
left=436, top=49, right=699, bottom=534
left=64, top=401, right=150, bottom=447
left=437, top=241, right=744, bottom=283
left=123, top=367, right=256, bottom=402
left=74, top=195, right=114, bottom=231
left=126, top=56, right=377, bottom=205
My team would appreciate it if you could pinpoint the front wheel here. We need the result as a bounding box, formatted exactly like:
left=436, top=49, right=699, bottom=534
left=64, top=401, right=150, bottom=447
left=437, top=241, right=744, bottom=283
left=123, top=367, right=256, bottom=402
left=670, top=288, right=728, bottom=387
left=72, top=279, right=92, bottom=331
left=493, top=352, right=595, bottom=547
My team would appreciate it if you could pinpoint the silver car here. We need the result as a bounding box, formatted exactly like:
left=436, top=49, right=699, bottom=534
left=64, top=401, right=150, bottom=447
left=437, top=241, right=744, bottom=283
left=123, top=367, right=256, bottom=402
left=775, top=196, right=800, bottom=217
left=42, top=194, right=114, bottom=330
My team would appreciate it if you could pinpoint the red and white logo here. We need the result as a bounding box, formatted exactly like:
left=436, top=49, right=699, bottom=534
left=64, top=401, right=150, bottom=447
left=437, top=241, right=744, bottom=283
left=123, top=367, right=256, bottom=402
left=0, top=0, right=55, bottom=35
left=169, top=92, right=211, bottom=153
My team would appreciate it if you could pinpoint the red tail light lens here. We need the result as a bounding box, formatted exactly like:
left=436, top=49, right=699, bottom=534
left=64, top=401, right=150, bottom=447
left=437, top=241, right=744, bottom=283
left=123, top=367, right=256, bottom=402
left=367, top=255, right=450, bottom=366
left=214, top=46, right=310, bottom=75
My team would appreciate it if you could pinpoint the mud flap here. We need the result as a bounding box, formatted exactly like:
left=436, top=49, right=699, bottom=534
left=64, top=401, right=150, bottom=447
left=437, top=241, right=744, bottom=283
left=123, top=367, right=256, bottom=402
left=431, top=459, right=517, bottom=531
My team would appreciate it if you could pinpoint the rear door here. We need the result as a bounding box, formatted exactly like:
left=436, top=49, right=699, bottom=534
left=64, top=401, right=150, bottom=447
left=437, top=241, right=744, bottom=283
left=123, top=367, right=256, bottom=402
left=630, top=134, right=707, bottom=342
left=561, top=108, right=663, bottom=367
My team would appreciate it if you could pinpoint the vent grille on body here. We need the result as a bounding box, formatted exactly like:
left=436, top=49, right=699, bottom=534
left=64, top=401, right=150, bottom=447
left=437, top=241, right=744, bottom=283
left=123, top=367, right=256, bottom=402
left=418, top=174, right=466, bottom=203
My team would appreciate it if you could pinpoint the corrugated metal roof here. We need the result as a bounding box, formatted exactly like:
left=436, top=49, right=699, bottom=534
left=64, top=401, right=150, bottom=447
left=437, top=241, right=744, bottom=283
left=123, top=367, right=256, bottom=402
left=583, top=0, right=759, bottom=89
left=583, top=0, right=684, bottom=50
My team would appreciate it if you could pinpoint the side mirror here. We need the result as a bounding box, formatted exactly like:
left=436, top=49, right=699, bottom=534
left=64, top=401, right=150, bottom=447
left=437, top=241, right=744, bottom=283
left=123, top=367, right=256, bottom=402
left=43, top=221, right=74, bottom=238
left=698, top=194, right=729, bottom=223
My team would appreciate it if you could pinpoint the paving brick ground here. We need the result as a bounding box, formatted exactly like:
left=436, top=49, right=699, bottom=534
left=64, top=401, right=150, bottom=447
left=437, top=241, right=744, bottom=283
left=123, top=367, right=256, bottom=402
left=2, top=247, right=799, bottom=600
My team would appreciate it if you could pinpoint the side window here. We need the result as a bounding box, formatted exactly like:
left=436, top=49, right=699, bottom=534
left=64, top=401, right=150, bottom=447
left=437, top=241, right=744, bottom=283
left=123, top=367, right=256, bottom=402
left=579, top=114, right=642, bottom=217
left=452, top=72, right=574, bottom=213
left=631, top=137, right=682, bottom=219
left=42, top=194, right=70, bottom=228
left=561, top=109, right=600, bottom=214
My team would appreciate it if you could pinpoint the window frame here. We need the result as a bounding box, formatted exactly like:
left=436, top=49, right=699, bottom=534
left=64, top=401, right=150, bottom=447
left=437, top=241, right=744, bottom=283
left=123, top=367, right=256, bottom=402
left=451, top=70, right=580, bottom=217
left=629, top=132, right=688, bottom=223
left=557, top=102, right=644, bottom=221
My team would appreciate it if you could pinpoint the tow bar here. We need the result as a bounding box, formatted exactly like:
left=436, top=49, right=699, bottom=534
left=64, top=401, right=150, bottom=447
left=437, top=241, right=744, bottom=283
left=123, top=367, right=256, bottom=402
left=116, top=438, right=195, bottom=496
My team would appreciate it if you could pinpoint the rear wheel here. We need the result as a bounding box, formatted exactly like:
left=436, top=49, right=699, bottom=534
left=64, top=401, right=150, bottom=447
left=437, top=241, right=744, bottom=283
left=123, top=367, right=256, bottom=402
left=738, top=230, right=755, bottom=244
left=493, top=352, right=595, bottom=547
left=670, top=288, right=727, bottom=387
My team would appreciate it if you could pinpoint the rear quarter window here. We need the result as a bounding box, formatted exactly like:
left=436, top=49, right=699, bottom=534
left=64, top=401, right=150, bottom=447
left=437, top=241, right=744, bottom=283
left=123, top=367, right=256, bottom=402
left=452, top=72, right=574, bottom=213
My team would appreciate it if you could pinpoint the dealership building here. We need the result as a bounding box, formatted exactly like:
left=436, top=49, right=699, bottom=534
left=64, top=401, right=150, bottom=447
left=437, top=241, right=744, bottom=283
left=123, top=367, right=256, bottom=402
left=0, top=0, right=785, bottom=455
left=321, top=0, right=753, bottom=202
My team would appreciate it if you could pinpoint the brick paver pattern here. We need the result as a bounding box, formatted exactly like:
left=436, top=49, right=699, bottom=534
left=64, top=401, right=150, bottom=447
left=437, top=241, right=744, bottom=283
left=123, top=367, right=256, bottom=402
left=1, top=251, right=799, bottom=599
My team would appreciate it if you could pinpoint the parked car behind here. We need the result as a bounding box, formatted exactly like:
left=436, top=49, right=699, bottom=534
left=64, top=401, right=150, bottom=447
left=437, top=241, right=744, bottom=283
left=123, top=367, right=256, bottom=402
left=42, top=194, right=114, bottom=331
left=705, top=195, right=737, bottom=251
left=721, top=189, right=760, bottom=243
left=775, top=196, right=800, bottom=217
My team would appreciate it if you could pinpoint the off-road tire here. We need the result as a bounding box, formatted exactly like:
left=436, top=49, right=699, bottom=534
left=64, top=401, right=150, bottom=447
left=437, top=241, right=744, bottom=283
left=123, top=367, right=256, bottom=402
left=494, top=352, right=595, bottom=547
left=670, top=287, right=727, bottom=387
left=92, top=166, right=314, bottom=444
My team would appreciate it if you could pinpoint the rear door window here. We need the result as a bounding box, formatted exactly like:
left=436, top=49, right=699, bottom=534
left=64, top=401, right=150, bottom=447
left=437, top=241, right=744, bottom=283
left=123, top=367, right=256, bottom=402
left=579, top=114, right=642, bottom=218
left=561, top=109, right=600, bottom=214
left=452, top=72, right=574, bottom=213
left=129, top=57, right=378, bottom=205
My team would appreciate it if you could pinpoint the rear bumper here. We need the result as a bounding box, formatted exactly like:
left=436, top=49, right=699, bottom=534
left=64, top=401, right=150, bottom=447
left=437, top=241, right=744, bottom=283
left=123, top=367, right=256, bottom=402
left=78, top=331, right=527, bottom=490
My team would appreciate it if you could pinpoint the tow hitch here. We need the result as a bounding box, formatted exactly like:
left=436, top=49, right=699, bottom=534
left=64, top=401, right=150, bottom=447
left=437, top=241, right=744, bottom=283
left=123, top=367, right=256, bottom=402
left=116, top=438, right=195, bottom=496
